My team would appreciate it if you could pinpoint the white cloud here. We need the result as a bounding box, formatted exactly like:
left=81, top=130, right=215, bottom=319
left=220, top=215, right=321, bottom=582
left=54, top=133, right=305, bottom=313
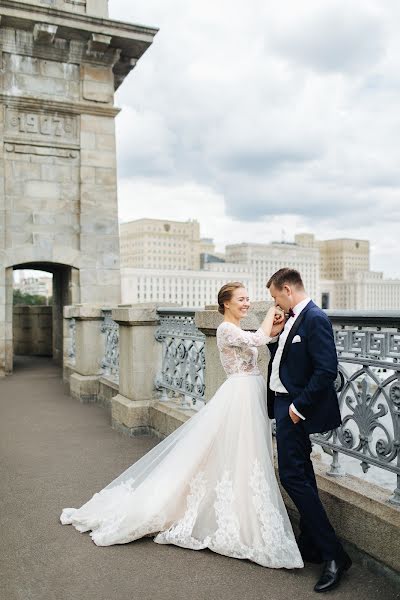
left=110, top=0, right=400, bottom=278
left=117, top=177, right=308, bottom=253
left=266, top=1, right=385, bottom=74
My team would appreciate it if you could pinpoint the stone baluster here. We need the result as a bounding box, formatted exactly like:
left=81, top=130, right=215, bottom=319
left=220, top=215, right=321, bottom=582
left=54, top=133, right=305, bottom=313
left=65, top=304, right=110, bottom=403
left=111, top=304, right=163, bottom=436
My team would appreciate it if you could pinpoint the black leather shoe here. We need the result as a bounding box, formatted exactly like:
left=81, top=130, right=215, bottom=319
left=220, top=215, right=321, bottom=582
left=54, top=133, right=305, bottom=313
left=314, top=552, right=352, bottom=593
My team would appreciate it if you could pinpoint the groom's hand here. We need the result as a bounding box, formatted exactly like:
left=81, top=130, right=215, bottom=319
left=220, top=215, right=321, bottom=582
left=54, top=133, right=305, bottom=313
left=289, top=406, right=301, bottom=424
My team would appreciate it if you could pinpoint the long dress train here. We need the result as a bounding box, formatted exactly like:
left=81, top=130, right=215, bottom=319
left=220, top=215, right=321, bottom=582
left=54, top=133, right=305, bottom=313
left=60, top=321, right=303, bottom=569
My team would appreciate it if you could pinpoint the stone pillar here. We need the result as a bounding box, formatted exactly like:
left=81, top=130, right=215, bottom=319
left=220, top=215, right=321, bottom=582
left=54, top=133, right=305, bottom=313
left=0, top=85, right=6, bottom=377
left=79, top=111, right=121, bottom=305
left=66, top=304, right=108, bottom=403
left=0, top=1, right=158, bottom=375
left=0, top=268, right=5, bottom=377
left=49, top=266, right=80, bottom=366
left=0, top=267, right=14, bottom=376
left=111, top=305, right=162, bottom=436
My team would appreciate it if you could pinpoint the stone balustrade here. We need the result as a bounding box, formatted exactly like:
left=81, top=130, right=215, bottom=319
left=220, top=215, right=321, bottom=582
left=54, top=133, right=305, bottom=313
left=63, top=301, right=189, bottom=435
left=63, top=301, right=400, bottom=576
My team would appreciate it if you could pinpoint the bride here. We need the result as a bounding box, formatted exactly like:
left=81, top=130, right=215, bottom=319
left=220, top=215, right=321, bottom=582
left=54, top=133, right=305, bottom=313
left=60, top=282, right=303, bottom=570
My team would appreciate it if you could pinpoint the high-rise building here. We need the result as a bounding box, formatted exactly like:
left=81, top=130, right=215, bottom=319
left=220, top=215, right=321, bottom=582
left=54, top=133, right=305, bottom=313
left=119, top=221, right=399, bottom=310
left=295, top=234, right=399, bottom=309
left=295, top=234, right=370, bottom=280
left=119, top=218, right=202, bottom=270
left=225, top=242, right=320, bottom=303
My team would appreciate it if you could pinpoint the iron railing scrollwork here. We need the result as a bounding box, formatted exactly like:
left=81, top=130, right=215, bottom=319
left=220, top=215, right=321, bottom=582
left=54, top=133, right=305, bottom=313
left=155, top=308, right=205, bottom=410
left=100, top=309, right=119, bottom=383
left=67, top=317, right=76, bottom=365
left=311, top=312, right=400, bottom=506
left=153, top=309, right=400, bottom=505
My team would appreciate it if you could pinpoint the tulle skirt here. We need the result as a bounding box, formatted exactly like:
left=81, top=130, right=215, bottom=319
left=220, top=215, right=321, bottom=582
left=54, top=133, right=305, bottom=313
left=60, top=374, right=303, bottom=569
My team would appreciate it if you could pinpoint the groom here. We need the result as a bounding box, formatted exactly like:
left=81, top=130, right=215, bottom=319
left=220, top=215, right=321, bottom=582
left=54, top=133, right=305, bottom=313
left=266, top=268, right=351, bottom=593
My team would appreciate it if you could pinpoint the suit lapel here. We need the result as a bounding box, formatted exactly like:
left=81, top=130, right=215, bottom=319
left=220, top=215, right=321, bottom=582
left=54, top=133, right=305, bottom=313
left=280, top=300, right=314, bottom=364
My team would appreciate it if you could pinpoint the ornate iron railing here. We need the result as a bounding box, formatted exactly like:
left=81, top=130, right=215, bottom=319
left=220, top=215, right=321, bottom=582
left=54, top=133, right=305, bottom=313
left=67, top=317, right=76, bottom=365
left=153, top=309, right=400, bottom=505
left=311, top=312, right=400, bottom=506
left=100, top=309, right=119, bottom=383
left=155, top=308, right=205, bottom=410
left=152, top=309, right=400, bottom=503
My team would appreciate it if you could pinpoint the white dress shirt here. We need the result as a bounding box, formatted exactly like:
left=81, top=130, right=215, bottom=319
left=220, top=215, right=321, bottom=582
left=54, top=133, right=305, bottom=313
left=270, top=297, right=311, bottom=420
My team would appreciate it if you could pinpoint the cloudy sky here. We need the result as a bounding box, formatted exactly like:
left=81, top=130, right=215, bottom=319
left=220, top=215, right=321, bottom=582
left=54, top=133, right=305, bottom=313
left=109, top=0, right=400, bottom=278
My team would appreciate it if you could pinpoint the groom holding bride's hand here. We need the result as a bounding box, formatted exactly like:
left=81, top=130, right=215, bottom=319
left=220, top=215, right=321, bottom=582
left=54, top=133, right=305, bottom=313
left=266, top=268, right=352, bottom=594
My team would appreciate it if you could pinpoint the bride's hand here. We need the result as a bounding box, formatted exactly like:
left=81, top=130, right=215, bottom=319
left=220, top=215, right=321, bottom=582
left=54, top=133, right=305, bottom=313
left=273, top=307, right=284, bottom=325
left=262, top=305, right=285, bottom=338
left=270, top=306, right=285, bottom=337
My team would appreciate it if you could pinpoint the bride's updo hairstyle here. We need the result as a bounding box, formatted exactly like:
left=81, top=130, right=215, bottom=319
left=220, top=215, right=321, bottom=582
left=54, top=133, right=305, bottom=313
left=218, top=282, right=245, bottom=315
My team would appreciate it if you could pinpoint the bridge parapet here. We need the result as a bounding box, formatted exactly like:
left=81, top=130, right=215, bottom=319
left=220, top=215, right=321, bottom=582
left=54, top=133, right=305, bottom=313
left=63, top=302, right=400, bottom=575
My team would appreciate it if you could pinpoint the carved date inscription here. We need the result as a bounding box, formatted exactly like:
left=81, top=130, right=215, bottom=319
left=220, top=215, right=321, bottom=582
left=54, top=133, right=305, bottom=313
left=6, top=109, right=78, bottom=144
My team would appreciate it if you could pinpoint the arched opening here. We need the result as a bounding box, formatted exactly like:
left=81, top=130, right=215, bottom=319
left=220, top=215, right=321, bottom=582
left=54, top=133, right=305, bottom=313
left=13, top=267, right=53, bottom=366
left=4, top=262, right=80, bottom=374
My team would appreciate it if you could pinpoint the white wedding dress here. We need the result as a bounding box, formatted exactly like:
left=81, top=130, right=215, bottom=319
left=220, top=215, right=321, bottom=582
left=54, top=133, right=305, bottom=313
left=60, top=321, right=303, bottom=569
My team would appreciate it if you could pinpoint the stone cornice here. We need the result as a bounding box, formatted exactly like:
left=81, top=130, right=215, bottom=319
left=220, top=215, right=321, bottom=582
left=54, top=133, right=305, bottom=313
left=0, top=1, right=158, bottom=40
left=0, top=26, right=123, bottom=69
left=64, top=304, right=115, bottom=319
left=0, top=94, right=121, bottom=117
left=0, top=0, right=158, bottom=88
left=112, top=306, right=160, bottom=326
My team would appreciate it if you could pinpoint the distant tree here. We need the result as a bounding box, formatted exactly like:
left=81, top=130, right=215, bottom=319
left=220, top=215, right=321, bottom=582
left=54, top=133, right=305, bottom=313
left=13, top=289, right=49, bottom=306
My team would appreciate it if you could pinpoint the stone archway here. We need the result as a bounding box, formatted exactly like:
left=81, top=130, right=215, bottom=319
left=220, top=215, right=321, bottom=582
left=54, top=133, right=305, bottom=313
left=5, top=261, right=80, bottom=372
left=0, top=1, right=157, bottom=376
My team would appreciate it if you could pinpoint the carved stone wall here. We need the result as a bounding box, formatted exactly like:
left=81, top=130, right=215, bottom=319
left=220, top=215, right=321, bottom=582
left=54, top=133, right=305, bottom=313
left=17, top=0, right=108, bottom=17
left=0, top=0, right=158, bottom=374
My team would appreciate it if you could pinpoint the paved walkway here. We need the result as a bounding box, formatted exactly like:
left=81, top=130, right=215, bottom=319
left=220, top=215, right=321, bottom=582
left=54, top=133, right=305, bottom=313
left=1, top=356, right=399, bottom=600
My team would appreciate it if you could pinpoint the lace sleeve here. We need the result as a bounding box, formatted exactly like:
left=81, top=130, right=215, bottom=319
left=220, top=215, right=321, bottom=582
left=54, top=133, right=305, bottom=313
left=217, top=322, right=271, bottom=348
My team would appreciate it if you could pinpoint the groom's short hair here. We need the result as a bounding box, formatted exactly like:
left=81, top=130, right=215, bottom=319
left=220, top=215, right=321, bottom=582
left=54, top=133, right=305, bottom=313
left=267, top=268, right=305, bottom=290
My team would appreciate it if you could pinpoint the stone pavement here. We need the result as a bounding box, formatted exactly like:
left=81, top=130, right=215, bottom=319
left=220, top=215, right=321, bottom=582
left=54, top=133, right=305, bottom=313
left=1, top=356, right=399, bottom=600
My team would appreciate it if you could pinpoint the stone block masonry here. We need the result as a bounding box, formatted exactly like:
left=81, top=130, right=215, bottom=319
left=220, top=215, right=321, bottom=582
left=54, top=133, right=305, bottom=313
left=0, top=0, right=158, bottom=374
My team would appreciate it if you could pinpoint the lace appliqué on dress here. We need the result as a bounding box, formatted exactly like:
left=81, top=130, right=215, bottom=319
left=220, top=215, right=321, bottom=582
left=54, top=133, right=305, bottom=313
left=155, top=472, right=210, bottom=549
left=209, top=471, right=249, bottom=558
left=217, top=322, right=271, bottom=377
left=249, top=460, right=303, bottom=568
left=156, top=460, right=303, bottom=569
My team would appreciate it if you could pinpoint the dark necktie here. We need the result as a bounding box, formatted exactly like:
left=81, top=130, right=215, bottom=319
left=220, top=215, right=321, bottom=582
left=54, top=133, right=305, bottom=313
left=288, top=308, right=295, bottom=318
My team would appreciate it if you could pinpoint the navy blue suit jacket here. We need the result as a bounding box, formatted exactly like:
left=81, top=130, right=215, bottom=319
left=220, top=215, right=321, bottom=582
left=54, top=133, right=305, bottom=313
left=267, top=300, right=342, bottom=434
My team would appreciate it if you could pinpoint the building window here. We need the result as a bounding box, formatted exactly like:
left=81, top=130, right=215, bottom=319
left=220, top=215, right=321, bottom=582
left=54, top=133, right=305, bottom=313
left=321, top=293, right=330, bottom=309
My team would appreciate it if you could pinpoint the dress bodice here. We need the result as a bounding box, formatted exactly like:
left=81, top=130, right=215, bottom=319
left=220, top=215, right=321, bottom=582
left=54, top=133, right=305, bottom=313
left=216, top=321, right=271, bottom=377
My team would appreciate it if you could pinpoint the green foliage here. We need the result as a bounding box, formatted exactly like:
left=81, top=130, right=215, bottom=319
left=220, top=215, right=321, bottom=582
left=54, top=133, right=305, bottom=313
left=13, top=289, right=49, bottom=306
